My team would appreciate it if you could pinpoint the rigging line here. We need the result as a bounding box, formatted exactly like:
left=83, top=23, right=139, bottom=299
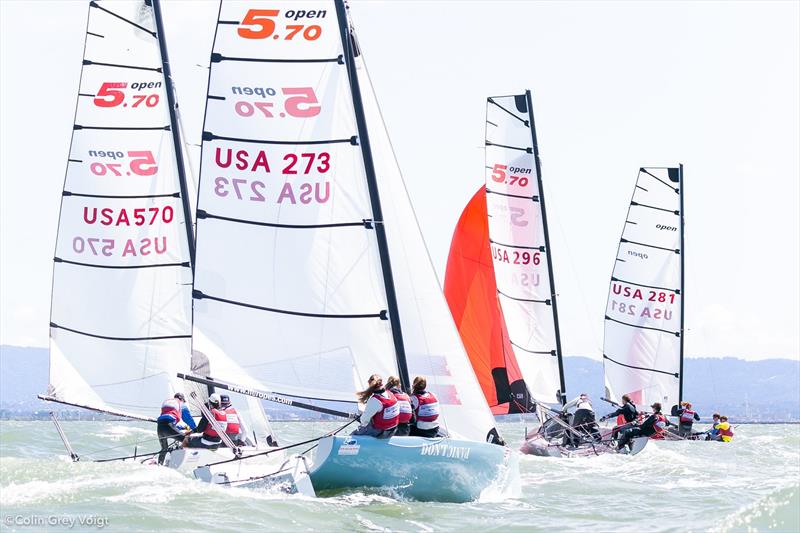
left=630, top=200, right=680, bottom=215
left=87, top=31, right=104, bottom=39
left=54, top=258, right=189, bottom=270
left=487, top=97, right=528, bottom=125
left=202, top=131, right=356, bottom=146
left=620, top=237, right=680, bottom=254
left=210, top=52, right=342, bottom=64
left=83, top=59, right=161, bottom=72
left=489, top=238, right=545, bottom=251
left=192, top=290, right=386, bottom=320
left=641, top=168, right=679, bottom=192
left=485, top=187, right=539, bottom=202
left=603, top=353, right=680, bottom=378
left=485, top=140, right=532, bottom=153
left=604, top=315, right=680, bottom=336
left=37, top=395, right=157, bottom=422
left=89, top=1, right=156, bottom=37
left=610, top=276, right=680, bottom=294
left=497, top=289, right=549, bottom=305
left=63, top=191, right=179, bottom=199
left=74, top=125, right=170, bottom=131
left=196, top=209, right=370, bottom=230
left=49, top=323, right=192, bottom=342
left=510, top=340, right=556, bottom=356
left=486, top=120, right=498, bottom=127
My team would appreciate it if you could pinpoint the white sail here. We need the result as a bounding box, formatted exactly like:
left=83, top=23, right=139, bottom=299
left=484, top=94, right=564, bottom=406
left=47, top=0, right=192, bottom=420
left=354, top=49, right=500, bottom=442
left=603, top=167, right=683, bottom=410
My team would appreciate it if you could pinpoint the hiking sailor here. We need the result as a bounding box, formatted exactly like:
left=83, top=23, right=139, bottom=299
left=674, top=401, right=701, bottom=437
left=156, top=392, right=194, bottom=465
left=706, top=413, right=721, bottom=440
left=713, top=415, right=734, bottom=442
left=410, top=376, right=447, bottom=438
left=352, top=374, right=399, bottom=439
left=386, top=375, right=413, bottom=436
left=617, top=402, right=667, bottom=450
left=562, top=393, right=601, bottom=445
left=183, top=393, right=228, bottom=448
left=220, top=394, right=251, bottom=446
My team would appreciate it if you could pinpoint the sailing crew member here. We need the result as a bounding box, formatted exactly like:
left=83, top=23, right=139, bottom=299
left=352, top=374, right=399, bottom=439
left=600, top=394, right=638, bottom=438
left=410, top=376, right=446, bottom=438
left=386, top=376, right=413, bottom=437
left=675, top=401, right=701, bottom=437
left=707, top=413, right=721, bottom=440
left=184, top=393, right=228, bottom=449
left=714, top=415, right=734, bottom=442
left=562, top=393, right=601, bottom=445
left=220, top=394, right=249, bottom=446
left=156, top=393, right=193, bottom=465
left=616, top=402, right=668, bottom=451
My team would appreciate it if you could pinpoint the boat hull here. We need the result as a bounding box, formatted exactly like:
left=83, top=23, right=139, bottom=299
left=309, top=435, right=517, bottom=503
left=520, top=436, right=648, bottom=457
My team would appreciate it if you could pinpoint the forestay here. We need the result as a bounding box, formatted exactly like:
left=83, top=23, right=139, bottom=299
left=603, top=167, right=683, bottom=410
left=483, top=93, right=565, bottom=407
left=47, top=0, right=193, bottom=420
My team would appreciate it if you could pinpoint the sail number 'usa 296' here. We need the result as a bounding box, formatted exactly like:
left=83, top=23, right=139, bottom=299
left=237, top=8, right=326, bottom=41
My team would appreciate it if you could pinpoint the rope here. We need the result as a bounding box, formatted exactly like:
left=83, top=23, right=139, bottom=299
left=80, top=436, right=166, bottom=457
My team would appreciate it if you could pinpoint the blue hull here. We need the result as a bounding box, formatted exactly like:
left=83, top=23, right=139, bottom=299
left=308, top=435, right=517, bottom=503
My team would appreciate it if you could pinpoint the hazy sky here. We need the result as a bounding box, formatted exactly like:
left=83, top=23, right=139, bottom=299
left=1, top=0, right=798, bottom=361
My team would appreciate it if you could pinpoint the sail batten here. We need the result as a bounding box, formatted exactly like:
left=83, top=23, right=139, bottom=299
left=602, top=166, right=684, bottom=410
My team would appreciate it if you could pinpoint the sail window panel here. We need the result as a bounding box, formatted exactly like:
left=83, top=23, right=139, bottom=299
left=49, top=330, right=190, bottom=419
left=516, top=349, right=562, bottom=406
left=55, top=196, right=188, bottom=267
left=51, top=262, right=192, bottom=338
left=604, top=326, right=680, bottom=406
left=76, top=66, right=168, bottom=129
left=192, top=298, right=396, bottom=403
left=486, top=95, right=532, bottom=149
left=197, top=139, right=371, bottom=225
left=485, top=145, right=538, bottom=199
left=614, top=242, right=681, bottom=292
left=215, top=1, right=341, bottom=61
left=205, top=62, right=355, bottom=142
left=86, top=1, right=160, bottom=67
left=194, top=220, right=385, bottom=316
left=67, top=130, right=179, bottom=197
left=486, top=194, right=544, bottom=249
left=622, top=204, right=681, bottom=252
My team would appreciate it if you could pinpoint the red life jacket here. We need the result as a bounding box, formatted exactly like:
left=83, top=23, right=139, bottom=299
left=718, top=424, right=734, bottom=438
left=370, top=391, right=400, bottom=431
left=679, top=409, right=696, bottom=424
left=650, top=413, right=667, bottom=440
left=413, top=391, right=440, bottom=423
left=160, top=398, right=182, bottom=423
left=202, top=408, right=228, bottom=439
left=389, top=387, right=413, bottom=424
left=224, top=406, right=241, bottom=435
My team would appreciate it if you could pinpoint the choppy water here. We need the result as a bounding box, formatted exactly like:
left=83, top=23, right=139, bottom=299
left=1, top=421, right=798, bottom=532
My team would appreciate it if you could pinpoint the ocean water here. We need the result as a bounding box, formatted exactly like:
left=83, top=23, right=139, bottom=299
left=0, top=421, right=798, bottom=532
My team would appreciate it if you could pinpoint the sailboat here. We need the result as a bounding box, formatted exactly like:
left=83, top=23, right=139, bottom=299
left=602, top=165, right=686, bottom=432
left=40, top=0, right=312, bottom=493
left=177, top=0, right=518, bottom=502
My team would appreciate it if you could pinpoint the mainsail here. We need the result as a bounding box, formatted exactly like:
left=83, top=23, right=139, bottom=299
left=603, top=166, right=684, bottom=410
left=47, top=0, right=193, bottom=420
left=445, top=92, right=566, bottom=412
left=191, top=0, right=500, bottom=443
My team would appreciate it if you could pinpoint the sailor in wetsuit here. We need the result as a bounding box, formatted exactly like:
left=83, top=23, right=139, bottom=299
left=617, top=402, right=667, bottom=450
left=600, top=394, right=638, bottom=438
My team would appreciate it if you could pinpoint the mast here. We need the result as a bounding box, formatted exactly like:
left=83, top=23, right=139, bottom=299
left=334, top=0, right=410, bottom=390
left=151, top=0, right=195, bottom=269
left=525, top=90, right=567, bottom=405
left=678, top=163, right=685, bottom=404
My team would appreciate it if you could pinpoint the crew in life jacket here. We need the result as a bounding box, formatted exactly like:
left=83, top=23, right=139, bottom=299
left=714, top=415, right=734, bottom=442
left=707, top=413, right=721, bottom=440
left=617, top=402, right=667, bottom=450
left=156, top=392, right=194, bottom=465
left=410, top=376, right=447, bottom=438
left=351, top=374, right=399, bottom=439
left=675, top=401, right=701, bottom=437
left=220, top=394, right=250, bottom=446
left=600, top=394, right=638, bottom=439
left=183, top=393, right=228, bottom=449
left=385, top=375, right=413, bottom=436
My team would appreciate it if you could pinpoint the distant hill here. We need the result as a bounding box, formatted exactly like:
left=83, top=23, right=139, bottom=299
left=1, top=345, right=798, bottom=421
